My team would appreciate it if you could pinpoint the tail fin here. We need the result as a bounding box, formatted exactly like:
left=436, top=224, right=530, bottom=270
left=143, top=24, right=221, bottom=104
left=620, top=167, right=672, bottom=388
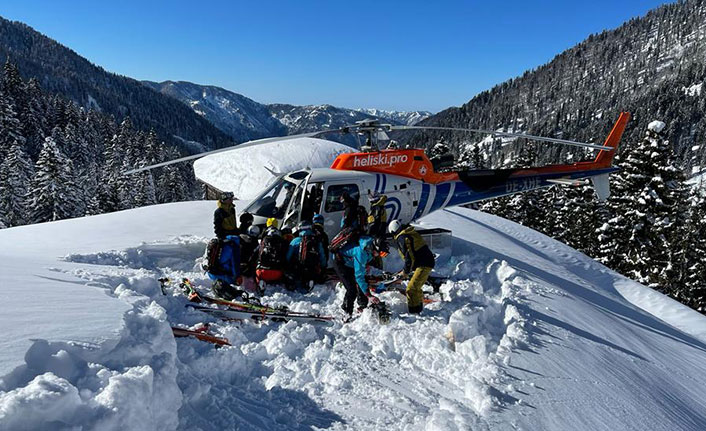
left=593, top=112, right=631, bottom=168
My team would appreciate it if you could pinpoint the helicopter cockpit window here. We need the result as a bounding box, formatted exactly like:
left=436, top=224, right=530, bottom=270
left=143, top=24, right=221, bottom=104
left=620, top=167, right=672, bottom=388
left=324, top=184, right=360, bottom=213
left=248, top=178, right=298, bottom=219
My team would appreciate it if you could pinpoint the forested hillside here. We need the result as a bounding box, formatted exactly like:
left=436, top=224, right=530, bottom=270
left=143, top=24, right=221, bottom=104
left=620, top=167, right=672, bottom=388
left=0, top=61, right=195, bottom=229
left=406, top=0, right=706, bottom=173
left=0, top=16, right=232, bottom=154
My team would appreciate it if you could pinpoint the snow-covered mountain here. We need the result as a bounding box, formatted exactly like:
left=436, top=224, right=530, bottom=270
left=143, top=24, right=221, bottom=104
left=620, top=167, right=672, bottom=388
left=143, top=81, right=287, bottom=143
left=144, top=80, right=432, bottom=143
left=355, top=108, right=431, bottom=126
left=3, top=140, right=706, bottom=430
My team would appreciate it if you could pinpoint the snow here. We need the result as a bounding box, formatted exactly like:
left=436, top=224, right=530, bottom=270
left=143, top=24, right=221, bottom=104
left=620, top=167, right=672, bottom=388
left=683, top=83, right=703, bottom=97
left=193, top=137, right=354, bottom=199
left=5, top=136, right=706, bottom=428
left=648, top=120, right=666, bottom=134
left=3, top=198, right=706, bottom=429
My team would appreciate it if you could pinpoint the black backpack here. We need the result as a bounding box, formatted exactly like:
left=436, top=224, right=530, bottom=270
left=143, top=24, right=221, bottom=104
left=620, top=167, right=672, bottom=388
left=258, top=235, right=285, bottom=269
left=298, top=235, right=321, bottom=270
left=203, top=238, right=224, bottom=275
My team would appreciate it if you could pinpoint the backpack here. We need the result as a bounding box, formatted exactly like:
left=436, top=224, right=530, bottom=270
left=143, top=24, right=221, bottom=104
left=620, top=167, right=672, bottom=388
left=331, top=206, right=368, bottom=253
left=203, top=238, right=224, bottom=275
left=258, top=235, right=285, bottom=269
left=330, top=226, right=355, bottom=253
left=298, top=235, right=321, bottom=270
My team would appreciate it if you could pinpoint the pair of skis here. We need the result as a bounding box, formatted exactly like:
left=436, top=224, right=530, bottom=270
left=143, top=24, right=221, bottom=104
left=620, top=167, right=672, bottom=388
left=161, top=278, right=335, bottom=325
left=171, top=324, right=231, bottom=347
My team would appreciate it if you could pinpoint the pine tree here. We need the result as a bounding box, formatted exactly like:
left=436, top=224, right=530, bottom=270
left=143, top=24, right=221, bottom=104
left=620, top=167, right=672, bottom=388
left=596, top=121, right=688, bottom=289
left=0, top=92, right=25, bottom=158
left=0, top=141, right=34, bottom=226
left=28, top=137, right=83, bottom=223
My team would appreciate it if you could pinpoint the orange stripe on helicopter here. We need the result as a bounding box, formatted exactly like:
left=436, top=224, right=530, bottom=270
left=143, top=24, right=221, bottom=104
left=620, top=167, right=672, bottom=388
left=330, top=112, right=630, bottom=183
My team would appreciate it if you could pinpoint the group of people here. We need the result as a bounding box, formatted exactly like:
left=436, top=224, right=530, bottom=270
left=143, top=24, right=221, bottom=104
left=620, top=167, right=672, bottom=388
left=208, top=189, right=435, bottom=318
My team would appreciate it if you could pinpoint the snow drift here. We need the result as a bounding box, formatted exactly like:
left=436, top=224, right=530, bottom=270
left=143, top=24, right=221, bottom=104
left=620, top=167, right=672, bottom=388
left=2, top=199, right=706, bottom=430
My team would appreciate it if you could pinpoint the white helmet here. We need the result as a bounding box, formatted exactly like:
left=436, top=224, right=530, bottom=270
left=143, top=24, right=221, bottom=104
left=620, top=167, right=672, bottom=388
left=388, top=219, right=402, bottom=235
left=247, top=225, right=261, bottom=237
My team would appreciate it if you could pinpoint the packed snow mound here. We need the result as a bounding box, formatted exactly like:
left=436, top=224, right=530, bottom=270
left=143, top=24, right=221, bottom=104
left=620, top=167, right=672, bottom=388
left=193, top=138, right=354, bottom=199
left=3, top=201, right=706, bottom=430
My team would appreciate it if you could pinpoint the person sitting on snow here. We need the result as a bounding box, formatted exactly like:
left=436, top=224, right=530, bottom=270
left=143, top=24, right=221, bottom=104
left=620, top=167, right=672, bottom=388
left=255, top=218, right=288, bottom=289
left=238, top=225, right=261, bottom=289
left=388, top=220, right=435, bottom=314
left=312, top=213, right=329, bottom=264
left=332, top=235, right=388, bottom=319
left=286, top=221, right=327, bottom=290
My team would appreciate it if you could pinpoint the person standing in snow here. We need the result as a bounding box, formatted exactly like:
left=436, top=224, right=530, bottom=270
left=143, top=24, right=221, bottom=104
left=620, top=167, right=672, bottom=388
left=214, top=191, right=238, bottom=239
left=367, top=194, right=388, bottom=269
left=388, top=220, right=435, bottom=314
left=367, top=193, right=388, bottom=238
left=333, top=235, right=387, bottom=318
left=330, top=191, right=368, bottom=252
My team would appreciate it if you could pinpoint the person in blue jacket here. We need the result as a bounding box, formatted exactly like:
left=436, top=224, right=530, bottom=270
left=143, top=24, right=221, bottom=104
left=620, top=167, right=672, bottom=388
left=332, top=235, right=387, bottom=317
left=286, top=221, right=327, bottom=290
left=207, top=234, right=242, bottom=300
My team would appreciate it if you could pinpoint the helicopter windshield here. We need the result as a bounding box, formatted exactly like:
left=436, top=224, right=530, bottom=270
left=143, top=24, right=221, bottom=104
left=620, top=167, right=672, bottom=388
left=247, top=177, right=298, bottom=219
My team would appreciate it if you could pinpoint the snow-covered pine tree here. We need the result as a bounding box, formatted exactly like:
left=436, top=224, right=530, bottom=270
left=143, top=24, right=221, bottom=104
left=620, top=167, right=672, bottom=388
left=457, top=141, right=484, bottom=169
left=157, top=148, right=190, bottom=203
left=28, top=137, right=83, bottom=223
left=1, top=60, right=25, bottom=107
left=98, top=133, right=121, bottom=213
left=545, top=185, right=600, bottom=256
left=21, top=78, right=48, bottom=157
left=0, top=141, right=34, bottom=227
left=116, top=118, right=139, bottom=210
left=671, top=184, right=706, bottom=310
left=596, top=121, right=688, bottom=289
left=0, top=91, right=25, bottom=158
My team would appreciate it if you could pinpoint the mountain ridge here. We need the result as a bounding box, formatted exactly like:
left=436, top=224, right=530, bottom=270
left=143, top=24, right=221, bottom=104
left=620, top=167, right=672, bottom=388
left=144, top=79, right=432, bottom=143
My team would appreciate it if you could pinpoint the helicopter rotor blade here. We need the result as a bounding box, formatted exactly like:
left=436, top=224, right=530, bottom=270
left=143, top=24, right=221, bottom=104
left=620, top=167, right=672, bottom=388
left=124, top=128, right=345, bottom=175
left=390, top=125, right=612, bottom=151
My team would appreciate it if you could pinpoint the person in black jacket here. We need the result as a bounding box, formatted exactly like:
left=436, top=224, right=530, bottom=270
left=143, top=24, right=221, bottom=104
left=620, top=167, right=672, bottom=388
left=214, top=191, right=237, bottom=239
left=239, top=212, right=254, bottom=234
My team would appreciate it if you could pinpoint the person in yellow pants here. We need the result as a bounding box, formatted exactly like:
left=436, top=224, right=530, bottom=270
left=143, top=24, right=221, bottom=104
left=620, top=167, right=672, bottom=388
left=388, top=220, right=435, bottom=314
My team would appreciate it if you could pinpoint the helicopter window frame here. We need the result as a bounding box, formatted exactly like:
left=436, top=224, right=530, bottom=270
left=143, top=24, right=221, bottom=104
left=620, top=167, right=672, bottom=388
left=324, top=184, right=360, bottom=213
left=247, top=177, right=299, bottom=219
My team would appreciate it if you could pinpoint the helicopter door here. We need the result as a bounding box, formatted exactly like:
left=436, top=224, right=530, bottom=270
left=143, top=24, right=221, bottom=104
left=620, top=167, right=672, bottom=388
left=321, top=182, right=361, bottom=238
left=282, top=182, right=306, bottom=230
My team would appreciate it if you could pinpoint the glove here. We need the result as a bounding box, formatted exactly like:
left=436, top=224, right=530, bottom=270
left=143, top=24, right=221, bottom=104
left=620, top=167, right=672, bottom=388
left=368, top=294, right=380, bottom=305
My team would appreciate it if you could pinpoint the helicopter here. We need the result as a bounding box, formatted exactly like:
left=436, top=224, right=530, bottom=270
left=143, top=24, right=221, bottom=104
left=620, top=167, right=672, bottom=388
left=127, top=112, right=631, bottom=239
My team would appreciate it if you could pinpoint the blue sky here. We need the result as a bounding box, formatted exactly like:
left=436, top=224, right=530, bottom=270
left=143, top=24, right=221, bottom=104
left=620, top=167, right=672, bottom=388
left=1, top=0, right=670, bottom=112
